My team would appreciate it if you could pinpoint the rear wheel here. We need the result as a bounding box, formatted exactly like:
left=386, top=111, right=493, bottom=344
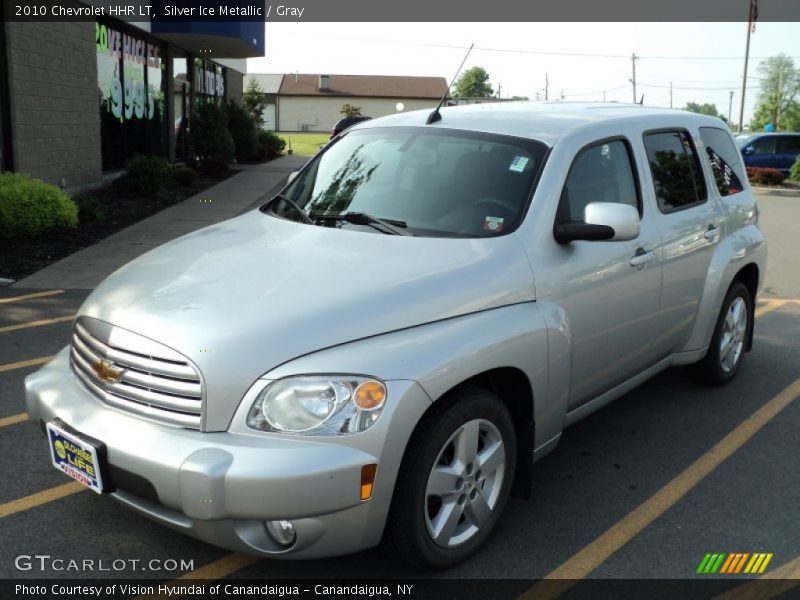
left=687, top=281, right=752, bottom=386
left=386, top=386, right=516, bottom=569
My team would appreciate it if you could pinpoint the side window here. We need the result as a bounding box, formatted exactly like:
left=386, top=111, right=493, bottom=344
left=643, top=130, right=707, bottom=213
left=776, top=136, right=800, bottom=154
left=558, top=139, right=639, bottom=223
left=699, top=127, right=745, bottom=197
left=751, top=136, right=775, bottom=155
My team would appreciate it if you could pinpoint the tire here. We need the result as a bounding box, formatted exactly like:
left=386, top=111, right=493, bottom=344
left=385, top=386, right=516, bottom=569
left=687, top=281, right=753, bottom=386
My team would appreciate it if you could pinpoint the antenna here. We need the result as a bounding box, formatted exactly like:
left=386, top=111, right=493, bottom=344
left=639, top=94, right=645, bottom=105
left=426, top=43, right=474, bottom=125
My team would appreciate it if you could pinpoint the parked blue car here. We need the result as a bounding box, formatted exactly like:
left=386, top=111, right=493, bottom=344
left=736, top=132, right=800, bottom=176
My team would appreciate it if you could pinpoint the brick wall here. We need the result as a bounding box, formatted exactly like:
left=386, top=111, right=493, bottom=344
left=5, top=20, right=102, bottom=189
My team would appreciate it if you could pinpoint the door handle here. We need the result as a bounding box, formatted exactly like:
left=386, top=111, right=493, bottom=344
left=629, top=248, right=655, bottom=268
left=704, top=224, right=720, bottom=242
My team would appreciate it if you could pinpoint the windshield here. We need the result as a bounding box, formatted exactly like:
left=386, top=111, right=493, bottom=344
left=268, top=126, right=548, bottom=238
left=734, top=135, right=754, bottom=149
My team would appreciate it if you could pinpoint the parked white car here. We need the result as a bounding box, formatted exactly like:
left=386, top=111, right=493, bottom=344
left=26, top=103, right=766, bottom=568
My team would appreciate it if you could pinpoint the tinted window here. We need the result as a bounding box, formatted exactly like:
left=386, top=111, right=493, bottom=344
left=558, top=139, right=639, bottom=223
left=776, top=136, right=800, bottom=154
left=700, top=127, right=745, bottom=197
left=751, top=136, right=776, bottom=155
left=643, top=131, right=707, bottom=213
left=275, top=127, right=548, bottom=238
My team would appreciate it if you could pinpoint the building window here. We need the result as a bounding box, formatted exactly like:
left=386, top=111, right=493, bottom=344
left=173, top=52, right=190, bottom=160
left=96, top=21, right=167, bottom=170
left=194, top=59, right=226, bottom=105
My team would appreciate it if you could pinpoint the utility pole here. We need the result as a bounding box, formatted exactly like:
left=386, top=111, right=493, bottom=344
left=544, top=73, right=549, bottom=101
left=738, top=1, right=755, bottom=133
left=497, top=83, right=502, bottom=99
left=776, top=71, right=782, bottom=130
left=631, top=53, right=637, bottom=104
left=669, top=81, right=673, bottom=109
left=603, top=90, right=606, bottom=102
left=728, top=90, right=734, bottom=124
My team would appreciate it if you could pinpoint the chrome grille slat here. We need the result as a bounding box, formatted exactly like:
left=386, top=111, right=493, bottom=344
left=74, top=323, right=197, bottom=381
left=70, top=318, right=203, bottom=430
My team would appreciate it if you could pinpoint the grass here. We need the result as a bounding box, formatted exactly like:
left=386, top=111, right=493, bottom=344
left=278, top=132, right=330, bottom=156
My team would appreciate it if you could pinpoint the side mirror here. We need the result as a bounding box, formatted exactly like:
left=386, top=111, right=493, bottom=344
left=287, top=171, right=299, bottom=184
left=743, top=146, right=755, bottom=155
left=554, top=202, right=640, bottom=243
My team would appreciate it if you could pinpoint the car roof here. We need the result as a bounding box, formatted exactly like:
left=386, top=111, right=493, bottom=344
left=353, top=101, right=728, bottom=147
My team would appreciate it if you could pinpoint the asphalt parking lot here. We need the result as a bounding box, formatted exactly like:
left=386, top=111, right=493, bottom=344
left=1, top=191, right=798, bottom=596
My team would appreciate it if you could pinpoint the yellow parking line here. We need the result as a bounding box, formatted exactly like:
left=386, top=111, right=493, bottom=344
left=0, top=290, right=64, bottom=304
left=0, top=314, right=75, bottom=334
left=0, top=482, right=86, bottom=519
left=0, top=356, right=52, bottom=373
left=714, top=555, right=800, bottom=600
left=0, top=413, right=28, bottom=428
left=519, top=378, right=800, bottom=600
left=136, top=554, right=260, bottom=600
left=755, top=299, right=788, bottom=319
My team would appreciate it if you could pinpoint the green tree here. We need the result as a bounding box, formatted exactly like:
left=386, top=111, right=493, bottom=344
left=750, top=54, right=800, bottom=131
left=684, top=102, right=723, bottom=118
left=453, top=67, right=494, bottom=98
left=340, top=103, right=363, bottom=117
left=242, top=79, right=269, bottom=128
left=511, top=95, right=530, bottom=101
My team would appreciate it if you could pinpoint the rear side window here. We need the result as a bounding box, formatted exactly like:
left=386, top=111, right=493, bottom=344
left=699, top=127, right=745, bottom=197
left=643, top=130, right=707, bottom=213
left=558, top=139, right=639, bottom=223
left=776, top=136, right=800, bottom=154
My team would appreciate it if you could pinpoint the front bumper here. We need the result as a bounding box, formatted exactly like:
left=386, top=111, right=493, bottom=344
left=25, top=348, right=431, bottom=558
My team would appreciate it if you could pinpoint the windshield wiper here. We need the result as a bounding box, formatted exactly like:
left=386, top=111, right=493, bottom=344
left=311, top=212, right=411, bottom=236
left=263, top=194, right=314, bottom=224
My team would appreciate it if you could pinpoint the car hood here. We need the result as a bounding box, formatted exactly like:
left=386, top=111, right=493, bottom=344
left=79, top=211, right=535, bottom=430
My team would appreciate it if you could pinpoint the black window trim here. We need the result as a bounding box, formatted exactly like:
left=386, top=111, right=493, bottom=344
left=553, top=135, right=643, bottom=235
left=642, top=127, right=708, bottom=215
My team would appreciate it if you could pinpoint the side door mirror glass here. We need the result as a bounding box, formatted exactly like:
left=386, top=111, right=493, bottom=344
left=743, top=146, right=755, bottom=155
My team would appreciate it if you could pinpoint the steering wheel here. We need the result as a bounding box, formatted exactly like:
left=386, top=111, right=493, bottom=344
left=468, top=197, right=518, bottom=215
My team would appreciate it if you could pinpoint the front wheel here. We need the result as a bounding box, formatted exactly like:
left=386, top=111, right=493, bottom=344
left=687, top=281, right=753, bottom=386
left=385, top=386, right=516, bottom=569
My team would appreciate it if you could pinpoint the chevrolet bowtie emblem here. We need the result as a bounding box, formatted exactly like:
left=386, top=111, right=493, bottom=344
left=91, top=359, right=123, bottom=383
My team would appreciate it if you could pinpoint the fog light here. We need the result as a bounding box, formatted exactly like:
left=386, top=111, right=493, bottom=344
left=265, top=519, right=296, bottom=547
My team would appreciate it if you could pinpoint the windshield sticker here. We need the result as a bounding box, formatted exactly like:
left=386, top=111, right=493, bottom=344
left=483, top=216, right=504, bottom=232
left=509, top=156, right=529, bottom=173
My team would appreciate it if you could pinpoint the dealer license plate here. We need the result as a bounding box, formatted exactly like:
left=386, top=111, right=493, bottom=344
left=46, top=420, right=106, bottom=494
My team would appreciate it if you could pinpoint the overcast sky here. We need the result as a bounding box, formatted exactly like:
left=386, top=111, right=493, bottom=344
left=247, top=22, right=800, bottom=126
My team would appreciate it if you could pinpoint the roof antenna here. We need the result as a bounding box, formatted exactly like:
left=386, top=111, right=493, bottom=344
left=427, top=43, right=474, bottom=125
left=639, top=94, right=645, bottom=105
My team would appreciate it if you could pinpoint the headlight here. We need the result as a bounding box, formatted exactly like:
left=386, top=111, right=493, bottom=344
left=246, top=376, right=387, bottom=435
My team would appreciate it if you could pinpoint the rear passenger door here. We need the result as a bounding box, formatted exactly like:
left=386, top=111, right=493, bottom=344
left=642, top=129, right=724, bottom=357
left=776, top=136, right=800, bottom=173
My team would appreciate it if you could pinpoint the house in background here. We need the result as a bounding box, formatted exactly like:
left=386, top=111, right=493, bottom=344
left=245, top=73, right=448, bottom=133
left=244, top=74, right=283, bottom=130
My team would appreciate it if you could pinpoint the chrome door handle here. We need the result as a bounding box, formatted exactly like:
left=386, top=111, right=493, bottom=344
left=704, top=224, right=720, bottom=242
left=630, top=248, right=655, bottom=268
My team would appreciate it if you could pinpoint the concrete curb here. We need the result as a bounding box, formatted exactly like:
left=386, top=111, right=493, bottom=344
left=751, top=186, right=800, bottom=198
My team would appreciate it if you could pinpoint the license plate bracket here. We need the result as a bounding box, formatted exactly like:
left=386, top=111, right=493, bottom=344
left=46, top=418, right=110, bottom=494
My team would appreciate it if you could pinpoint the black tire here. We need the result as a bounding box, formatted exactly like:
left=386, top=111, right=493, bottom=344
left=385, top=385, right=516, bottom=569
left=687, top=281, right=753, bottom=386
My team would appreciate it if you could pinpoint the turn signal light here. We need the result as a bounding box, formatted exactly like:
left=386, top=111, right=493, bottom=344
left=361, top=464, right=377, bottom=500
left=354, top=381, right=386, bottom=410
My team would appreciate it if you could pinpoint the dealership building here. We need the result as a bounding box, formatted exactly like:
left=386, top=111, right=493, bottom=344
left=0, top=7, right=264, bottom=192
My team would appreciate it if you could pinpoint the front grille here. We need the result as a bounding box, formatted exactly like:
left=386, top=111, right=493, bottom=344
left=70, top=317, right=203, bottom=429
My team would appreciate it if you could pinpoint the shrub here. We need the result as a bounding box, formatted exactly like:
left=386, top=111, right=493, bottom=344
left=746, top=166, right=785, bottom=186
left=227, top=101, right=259, bottom=162
left=0, top=173, right=78, bottom=238
left=193, top=101, right=235, bottom=166
left=123, top=154, right=173, bottom=196
left=173, top=166, right=198, bottom=187
left=73, top=195, right=104, bottom=224
left=257, top=130, right=287, bottom=161
left=198, top=158, right=229, bottom=176
left=790, top=156, right=800, bottom=183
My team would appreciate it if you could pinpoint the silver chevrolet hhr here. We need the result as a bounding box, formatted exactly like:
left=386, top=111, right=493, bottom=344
left=26, top=103, right=766, bottom=568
